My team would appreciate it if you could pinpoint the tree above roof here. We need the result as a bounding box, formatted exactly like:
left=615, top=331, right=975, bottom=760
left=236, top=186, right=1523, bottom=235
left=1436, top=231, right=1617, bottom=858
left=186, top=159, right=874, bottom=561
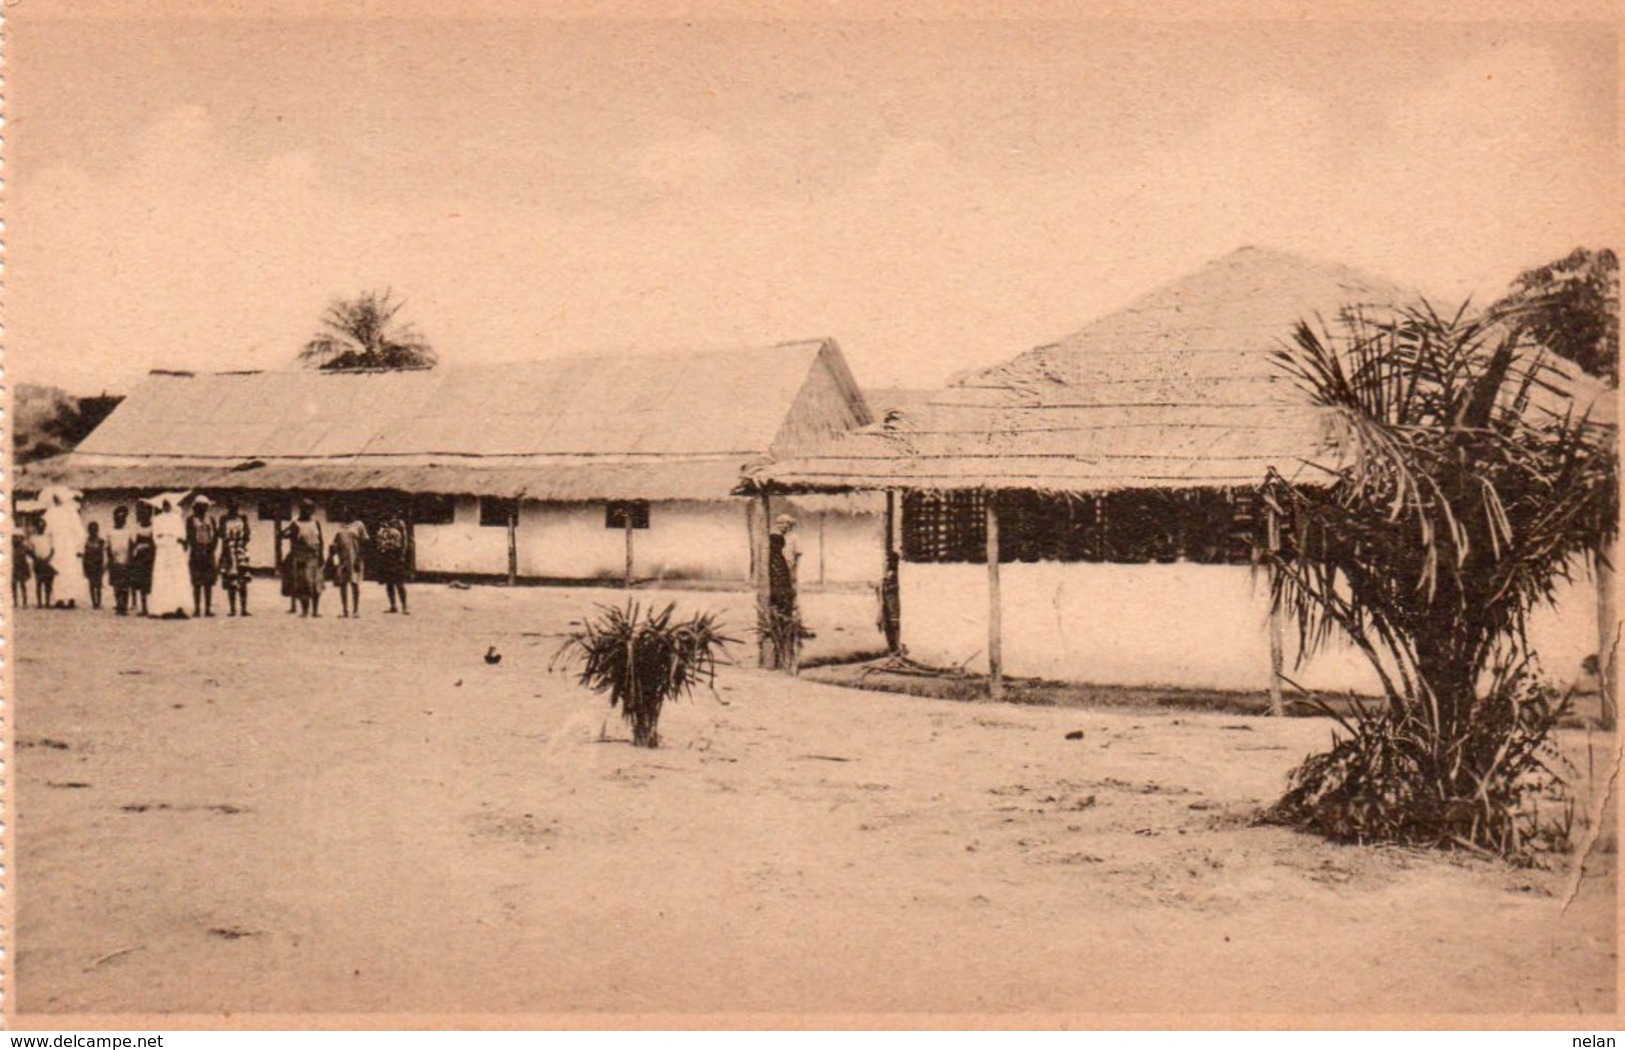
left=299, top=289, right=437, bottom=371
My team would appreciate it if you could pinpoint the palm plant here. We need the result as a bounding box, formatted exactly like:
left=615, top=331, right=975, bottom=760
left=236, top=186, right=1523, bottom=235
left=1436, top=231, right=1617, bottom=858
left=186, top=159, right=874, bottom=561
left=757, top=607, right=805, bottom=674
left=554, top=602, right=736, bottom=748
left=300, top=289, right=436, bottom=371
left=1262, top=300, right=1616, bottom=858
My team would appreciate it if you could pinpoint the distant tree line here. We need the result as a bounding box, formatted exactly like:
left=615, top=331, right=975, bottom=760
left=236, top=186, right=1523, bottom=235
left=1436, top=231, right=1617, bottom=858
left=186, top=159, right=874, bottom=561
left=1494, top=246, right=1618, bottom=386
left=13, top=385, right=124, bottom=464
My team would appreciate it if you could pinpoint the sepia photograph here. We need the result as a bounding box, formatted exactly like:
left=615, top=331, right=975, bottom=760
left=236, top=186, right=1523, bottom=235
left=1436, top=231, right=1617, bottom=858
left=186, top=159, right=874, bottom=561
left=3, top=0, right=1619, bottom=1030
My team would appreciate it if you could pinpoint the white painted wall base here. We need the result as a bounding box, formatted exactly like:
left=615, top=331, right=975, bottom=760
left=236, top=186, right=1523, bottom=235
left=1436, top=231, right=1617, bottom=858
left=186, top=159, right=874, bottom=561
left=899, top=560, right=1598, bottom=694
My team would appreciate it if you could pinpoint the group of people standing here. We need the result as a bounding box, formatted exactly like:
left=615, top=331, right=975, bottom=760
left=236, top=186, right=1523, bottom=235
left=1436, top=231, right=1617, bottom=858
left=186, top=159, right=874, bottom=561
left=11, top=489, right=414, bottom=620
left=275, top=497, right=413, bottom=618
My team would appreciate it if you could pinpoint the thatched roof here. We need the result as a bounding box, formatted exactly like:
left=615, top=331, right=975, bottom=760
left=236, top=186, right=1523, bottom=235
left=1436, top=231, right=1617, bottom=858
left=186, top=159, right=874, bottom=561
left=747, top=247, right=1616, bottom=495
left=23, top=340, right=871, bottom=500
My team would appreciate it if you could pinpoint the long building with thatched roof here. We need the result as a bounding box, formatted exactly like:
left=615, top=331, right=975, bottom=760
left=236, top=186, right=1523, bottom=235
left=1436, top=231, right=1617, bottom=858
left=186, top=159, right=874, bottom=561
left=747, top=247, right=1614, bottom=696
left=24, top=339, right=883, bottom=585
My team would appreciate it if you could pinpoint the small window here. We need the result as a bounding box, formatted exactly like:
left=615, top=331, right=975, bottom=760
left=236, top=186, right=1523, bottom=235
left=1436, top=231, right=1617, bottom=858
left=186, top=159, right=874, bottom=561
left=480, top=497, right=519, bottom=528
left=257, top=494, right=292, bottom=521
left=605, top=500, right=650, bottom=530
left=411, top=494, right=457, bottom=526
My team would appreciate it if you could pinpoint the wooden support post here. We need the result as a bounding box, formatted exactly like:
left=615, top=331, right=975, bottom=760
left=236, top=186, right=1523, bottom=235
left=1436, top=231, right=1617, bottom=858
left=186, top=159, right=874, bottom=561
left=1598, top=544, right=1617, bottom=731
left=1265, top=504, right=1286, bottom=717
left=506, top=501, right=519, bottom=586
left=883, top=490, right=900, bottom=654
left=751, top=491, right=774, bottom=669
left=986, top=495, right=1004, bottom=701
left=885, top=489, right=898, bottom=555
left=624, top=519, right=635, bottom=590
left=273, top=499, right=285, bottom=570
left=817, top=513, right=826, bottom=586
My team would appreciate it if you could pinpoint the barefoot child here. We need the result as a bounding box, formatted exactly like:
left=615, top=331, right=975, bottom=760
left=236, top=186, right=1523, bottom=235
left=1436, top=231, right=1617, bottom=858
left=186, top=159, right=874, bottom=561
left=329, top=517, right=368, bottom=618
left=129, top=502, right=156, bottom=617
left=82, top=521, right=109, bottom=611
left=27, top=517, right=56, bottom=608
left=374, top=513, right=410, bottom=615
left=107, top=505, right=133, bottom=615
left=11, top=528, right=31, bottom=608
left=218, top=500, right=253, bottom=617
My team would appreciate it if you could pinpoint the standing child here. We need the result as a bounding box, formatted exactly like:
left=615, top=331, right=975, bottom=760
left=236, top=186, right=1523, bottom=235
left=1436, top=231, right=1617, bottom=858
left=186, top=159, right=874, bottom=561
left=107, top=505, right=134, bottom=615
left=82, top=521, right=110, bottom=610
left=129, top=502, right=156, bottom=617
left=218, top=500, right=253, bottom=617
left=186, top=496, right=220, bottom=618
left=373, top=513, right=411, bottom=615
left=11, top=527, right=32, bottom=608
left=329, top=518, right=368, bottom=618
left=27, top=517, right=57, bottom=608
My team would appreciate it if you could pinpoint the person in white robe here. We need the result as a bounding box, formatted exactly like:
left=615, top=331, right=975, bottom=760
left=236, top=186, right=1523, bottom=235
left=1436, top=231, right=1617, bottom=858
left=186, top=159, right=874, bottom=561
left=39, top=486, right=91, bottom=609
left=147, top=493, right=194, bottom=619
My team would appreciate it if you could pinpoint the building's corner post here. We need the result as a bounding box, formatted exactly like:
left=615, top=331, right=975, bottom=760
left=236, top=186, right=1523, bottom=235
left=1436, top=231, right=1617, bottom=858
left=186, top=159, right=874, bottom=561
left=986, top=492, right=1004, bottom=701
left=817, top=512, right=826, bottom=585
left=751, top=490, right=775, bottom=669
left=273, top=496, right=286, bottom=574
left=1265, top=500, right=1286, bottom=717
left=507, top=499, right=519, bottom=586
left=624, top=518, right=635, bottom=590
left=882, top=489, right=901, bottom=655
left=1598, top=542, right=1617, bottom=731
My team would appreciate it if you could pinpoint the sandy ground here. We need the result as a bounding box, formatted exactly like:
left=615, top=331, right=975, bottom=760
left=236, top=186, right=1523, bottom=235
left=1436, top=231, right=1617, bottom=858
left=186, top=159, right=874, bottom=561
left=11, top=582, right=1618, bottom=1022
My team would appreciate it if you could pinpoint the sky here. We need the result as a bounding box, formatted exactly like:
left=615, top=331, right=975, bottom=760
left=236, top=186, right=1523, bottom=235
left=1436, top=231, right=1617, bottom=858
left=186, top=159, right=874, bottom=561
left=6, top=10, right=1619, bottom=394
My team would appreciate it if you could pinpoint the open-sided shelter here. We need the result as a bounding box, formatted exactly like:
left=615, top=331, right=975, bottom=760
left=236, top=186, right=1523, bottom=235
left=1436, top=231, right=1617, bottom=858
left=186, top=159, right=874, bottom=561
left=747, top=247, right=1616, bottom=701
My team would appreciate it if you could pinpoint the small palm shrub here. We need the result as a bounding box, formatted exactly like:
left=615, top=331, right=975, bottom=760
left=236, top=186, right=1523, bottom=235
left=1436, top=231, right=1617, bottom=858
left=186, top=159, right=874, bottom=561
left=555, top=602, right=735, bottom=748
left=758, top=607, right=804, bottom=673
left=1266, top=667, right=1574, bottom=858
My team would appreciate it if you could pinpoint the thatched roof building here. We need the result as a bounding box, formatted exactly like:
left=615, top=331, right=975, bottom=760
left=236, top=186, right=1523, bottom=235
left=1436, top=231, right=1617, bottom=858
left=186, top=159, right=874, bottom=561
left=742, top=247, right=1617, bottom=698
left=27, top=339, right=870, bottom=500
left=748, top=247, right=1613, bottom=495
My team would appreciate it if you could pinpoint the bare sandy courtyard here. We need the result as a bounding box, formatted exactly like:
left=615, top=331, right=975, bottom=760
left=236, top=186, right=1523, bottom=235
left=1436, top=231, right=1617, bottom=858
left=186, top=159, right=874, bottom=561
left=11, top=584, right=1618, bottom=1023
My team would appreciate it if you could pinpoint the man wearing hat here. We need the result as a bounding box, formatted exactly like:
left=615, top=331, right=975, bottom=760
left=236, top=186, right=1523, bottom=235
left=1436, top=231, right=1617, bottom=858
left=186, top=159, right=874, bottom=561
left=768, top=513, right=805, bottom=649
left=185, top=494, right=221, bottom=618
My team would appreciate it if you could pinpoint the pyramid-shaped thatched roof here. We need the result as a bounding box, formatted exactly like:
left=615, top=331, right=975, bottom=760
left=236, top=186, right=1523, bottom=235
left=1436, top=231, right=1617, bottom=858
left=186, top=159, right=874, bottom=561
left=748, top=247, right=1614, bottom=494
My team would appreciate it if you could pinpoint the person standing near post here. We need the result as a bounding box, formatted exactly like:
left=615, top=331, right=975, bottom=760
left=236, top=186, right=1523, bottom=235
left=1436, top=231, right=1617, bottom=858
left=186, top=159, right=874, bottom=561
left=217, top=499, right=253, bottom=617
left=769, top=514, right=802, bottom=608
left=768, top=513, right=806, bottom=661
left=186, top=495, right=220, bottom=618
left=107, top=505, right=134, bottom=615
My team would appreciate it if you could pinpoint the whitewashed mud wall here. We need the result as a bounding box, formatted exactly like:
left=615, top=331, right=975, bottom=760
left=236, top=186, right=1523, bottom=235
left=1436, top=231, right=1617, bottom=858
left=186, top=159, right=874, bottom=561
left=789, top=510, right=888, bottom=585
left=899, top=560, right=1599, bottom=694
left=415, top=498, right=887, bottom=584
left=408, top=498, right=749, bottom=580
